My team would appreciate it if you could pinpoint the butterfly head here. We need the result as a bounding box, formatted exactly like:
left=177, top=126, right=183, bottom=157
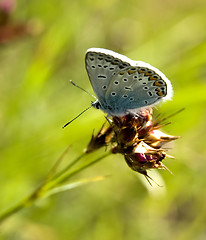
left=91, top=99, right=101, bottom=109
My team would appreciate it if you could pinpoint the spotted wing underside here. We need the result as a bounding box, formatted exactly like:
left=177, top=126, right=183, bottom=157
left=85, top=49, right=131, bottom=107
left=105, top=66, right=168, bottom=114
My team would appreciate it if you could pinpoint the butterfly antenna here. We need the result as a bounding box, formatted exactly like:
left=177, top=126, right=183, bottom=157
left=62, top=105, right=93, bottom=128
left=70, top=80, right=96, bottom=99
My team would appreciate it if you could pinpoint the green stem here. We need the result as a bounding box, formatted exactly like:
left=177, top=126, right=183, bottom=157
left=51, top=151, right=111, bottom=185
left=0, top=151, right=111, bottom=223
left=51, top=152, right=85, bottom=180
left=0, top=201, right=25, bottom=224
left=0, top=184, right=42, bottom=223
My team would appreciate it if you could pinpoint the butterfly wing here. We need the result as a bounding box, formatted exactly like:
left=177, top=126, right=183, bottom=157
left=105, top=63, right=172, bottom=116
left=85, top=48, right=131, bottom=109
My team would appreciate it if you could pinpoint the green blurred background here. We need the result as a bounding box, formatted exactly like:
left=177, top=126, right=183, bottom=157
left=0, top=0, right=206, bottom=239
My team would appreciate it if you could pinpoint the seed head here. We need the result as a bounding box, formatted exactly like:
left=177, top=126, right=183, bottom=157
left=85, top=108, right=179, bottom=181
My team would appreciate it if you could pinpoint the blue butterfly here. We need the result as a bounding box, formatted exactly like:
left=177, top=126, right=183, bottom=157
left=63, top=48, right=172, bottom=127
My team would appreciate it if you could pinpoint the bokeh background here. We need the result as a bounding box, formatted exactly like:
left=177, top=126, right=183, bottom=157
left=1, top=0, right=206, bottom=239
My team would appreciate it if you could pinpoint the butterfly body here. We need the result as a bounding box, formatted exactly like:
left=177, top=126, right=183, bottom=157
left=86, top=48, right=173, bottom=116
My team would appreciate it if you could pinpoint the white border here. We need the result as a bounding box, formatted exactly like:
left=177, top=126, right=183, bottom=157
left=86, top=48, right=173, bottom=101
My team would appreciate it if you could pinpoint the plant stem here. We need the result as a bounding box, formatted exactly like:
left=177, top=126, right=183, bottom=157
left=0, top=151, right=111, bottom=223
left=0, top=184, right=42, bottom=223
left=51, top=152, right=85, bottom=180
left=50, top=151, right=111, bottom=185
left=0, top=201, right=25, bottom=224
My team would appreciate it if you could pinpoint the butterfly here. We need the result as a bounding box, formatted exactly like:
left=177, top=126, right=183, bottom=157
left=85, top=48, right=173, bottom=116
left=63, top=48, right=173, bottom=128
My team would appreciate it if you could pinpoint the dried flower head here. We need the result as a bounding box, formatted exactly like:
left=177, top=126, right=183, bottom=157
left=85, top=123, right=114, bottom=153
left=85, top=108, right=179, bottom=183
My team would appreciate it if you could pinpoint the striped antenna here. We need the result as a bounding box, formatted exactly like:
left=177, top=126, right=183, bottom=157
left=62, top=80, right=96, bottom=128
